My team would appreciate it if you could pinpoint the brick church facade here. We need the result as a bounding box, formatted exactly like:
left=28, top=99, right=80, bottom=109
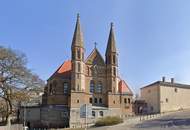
left=42, top=14, right=133, bottom=128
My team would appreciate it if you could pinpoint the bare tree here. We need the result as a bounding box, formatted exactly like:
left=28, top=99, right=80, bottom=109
left=0, top=46, right=44, bottom=125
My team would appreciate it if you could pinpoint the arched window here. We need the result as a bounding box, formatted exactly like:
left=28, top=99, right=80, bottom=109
left=124, top=98, right=127, bottom=104
left=92, top=111, right=95, bottom=117
left=49, top=83, right=52, bottom=95
left=89, top=98, right=92, bottom=103
left=78, top=63, right=81, bottom=72
left=113, top=67, right=116, bottom=76
left=52, top=81, right=57, bottom=94
left=128, top=98, right=131, bottom=104
left=97, top=81, right=103, bottom=93
left=94, top=98, right=98, bottom=103
left=63, top=82, right=68, bottom=94
left=113, top=55, right=116, bottom=64
left=77, top=49, right=80, bottom=59
left=99, top=111, right=103, bottom=117
left=90, top=80, right=95, bottom=93
left=99, top=98, right=102, bottom=104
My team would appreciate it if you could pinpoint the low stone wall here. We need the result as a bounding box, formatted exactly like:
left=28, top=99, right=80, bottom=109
left=0, top=124, right=23, bottom=130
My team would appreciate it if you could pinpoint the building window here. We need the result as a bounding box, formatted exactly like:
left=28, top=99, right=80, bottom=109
left=175, top=88, right=178, bottom=93
left=97, top=81, right=103, bottom=93
left=94, top=98, right=98, bottom=103
left=78, top=63, right=80, bottom=72
left=89, top=98, right=92, bottom=104
left=63, top=82, right=68, bottom=94
left=52, top=81, right=57, bottom=94
left=113, top=67, right=116, bottom=76
left=90, top=80, right=95, bottom=93
left=72, top=51, right=75, bottom=60
left=124, top=98, right=127, bottom=104
left=77, top=99, right=80, bottom=103
left=166, top=98, right=168, bottom=103
left=128, top=98, right=131, bottom=104
left=99, top=98, right=102, bottom=104
left=77, top=49, right=80, bottom=59
left=92, top=111, right=95, bottom=117
left=99, top=111, right=103, bottom=117
left=113, top=100, right=115, bottom=104
left=113, top=55, right=116, bottom=64
left=49, top=83, right=53, bottom=95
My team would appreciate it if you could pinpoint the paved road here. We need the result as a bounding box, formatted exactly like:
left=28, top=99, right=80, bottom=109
left=89, top=110, right=190, bottom=130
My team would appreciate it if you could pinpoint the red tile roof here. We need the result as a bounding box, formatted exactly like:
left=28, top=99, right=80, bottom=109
left=118, top=80, right=133, bottom=94
left=57, top=60, right=71, bottom=74
left=49, top=60, right=71, bottom=80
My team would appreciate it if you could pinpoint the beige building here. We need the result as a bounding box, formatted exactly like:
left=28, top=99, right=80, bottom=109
left=141, top=77, right=190, bottom=113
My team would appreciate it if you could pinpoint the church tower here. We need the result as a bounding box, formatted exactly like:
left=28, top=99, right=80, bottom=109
left=71, top=14, right=85, bottom=92
left=106, top=23, right=118, bottom=93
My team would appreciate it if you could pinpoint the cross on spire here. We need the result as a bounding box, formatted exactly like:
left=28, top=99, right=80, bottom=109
left=94, top=42, right=98, bottom=48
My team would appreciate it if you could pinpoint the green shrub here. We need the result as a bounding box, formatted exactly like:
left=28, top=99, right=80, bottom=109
left=95, top=116, right=123, bottom=126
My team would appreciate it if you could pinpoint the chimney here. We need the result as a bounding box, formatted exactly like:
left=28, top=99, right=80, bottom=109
left=171, top=78, right=174, bottom=84
left=162, top=76, right=165, bottom=82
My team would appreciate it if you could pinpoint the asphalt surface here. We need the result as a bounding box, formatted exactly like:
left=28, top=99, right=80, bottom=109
left=89, top=110, right=190, bottom=130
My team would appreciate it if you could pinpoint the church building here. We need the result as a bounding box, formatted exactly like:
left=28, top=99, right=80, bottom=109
left=42, top=14, right=133, bottom=128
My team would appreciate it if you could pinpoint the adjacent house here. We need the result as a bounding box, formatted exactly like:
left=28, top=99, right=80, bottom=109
left=141, top=77, right=190, bottom=113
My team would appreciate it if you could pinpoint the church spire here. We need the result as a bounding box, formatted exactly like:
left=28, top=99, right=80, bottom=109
left=105, top=22, right=117, bottom=55
left=71, top=13, right=84, bottom=48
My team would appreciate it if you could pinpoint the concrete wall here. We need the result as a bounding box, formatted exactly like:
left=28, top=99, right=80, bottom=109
left=141, top=85, right=160, bottom=113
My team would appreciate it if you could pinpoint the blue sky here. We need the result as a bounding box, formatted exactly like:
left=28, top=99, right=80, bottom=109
left=1, top=0, right=190, bottom=93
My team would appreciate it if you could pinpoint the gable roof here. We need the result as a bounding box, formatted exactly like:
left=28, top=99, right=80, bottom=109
left=141, top=81, right=190, bottom=89
left=85, top=48, right=105, bottom=66
left=48, top=60, right=71, bottom=80
left=118, top=80, right=133, bottom=95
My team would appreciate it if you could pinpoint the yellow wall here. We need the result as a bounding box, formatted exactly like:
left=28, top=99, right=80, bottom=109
left=160, top=85, right=190, bottom=112
left=141, top=85, right=160, bottom=113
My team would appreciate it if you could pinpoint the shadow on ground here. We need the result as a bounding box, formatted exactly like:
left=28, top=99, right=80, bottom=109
left=133, top=118, right=190, bottom=129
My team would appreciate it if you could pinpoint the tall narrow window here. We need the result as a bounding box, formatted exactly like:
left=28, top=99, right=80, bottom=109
left=124, top=98, right=127, bottom=104
left=78, top=63, right=80, bottom=72
left=113, top=67, right=116, bottom=76
left=72, top=51, right=75, bottom=60
left=77, top=49, right=80, bottom=59
left=99, top=98, right=102, bottom=104
left=89, top=98, right=92, bottom=103
left=90, top=80, right=95, bottom=93
left=63, top=82, right=68, bottom=94
left=113, top=55, right=116, bottom=64
left=128, top=98, right=131, bottom=104
left=49, top=83, right=53, bottom=95
left=97, top=81, right=103, bottom=93
left=52, top=81, right=57, bottom=94
left=92, top=111, right=95, bottom=117
left=94, top=98, right=98, bottom=103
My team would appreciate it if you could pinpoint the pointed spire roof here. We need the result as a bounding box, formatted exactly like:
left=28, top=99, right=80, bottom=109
left=71, top=14, right=84, bottom=48
left=106, top=22, right=117, bottom=55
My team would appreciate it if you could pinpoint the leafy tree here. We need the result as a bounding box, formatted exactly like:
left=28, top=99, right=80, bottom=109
left=0, top=46, right=44, bottom=125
